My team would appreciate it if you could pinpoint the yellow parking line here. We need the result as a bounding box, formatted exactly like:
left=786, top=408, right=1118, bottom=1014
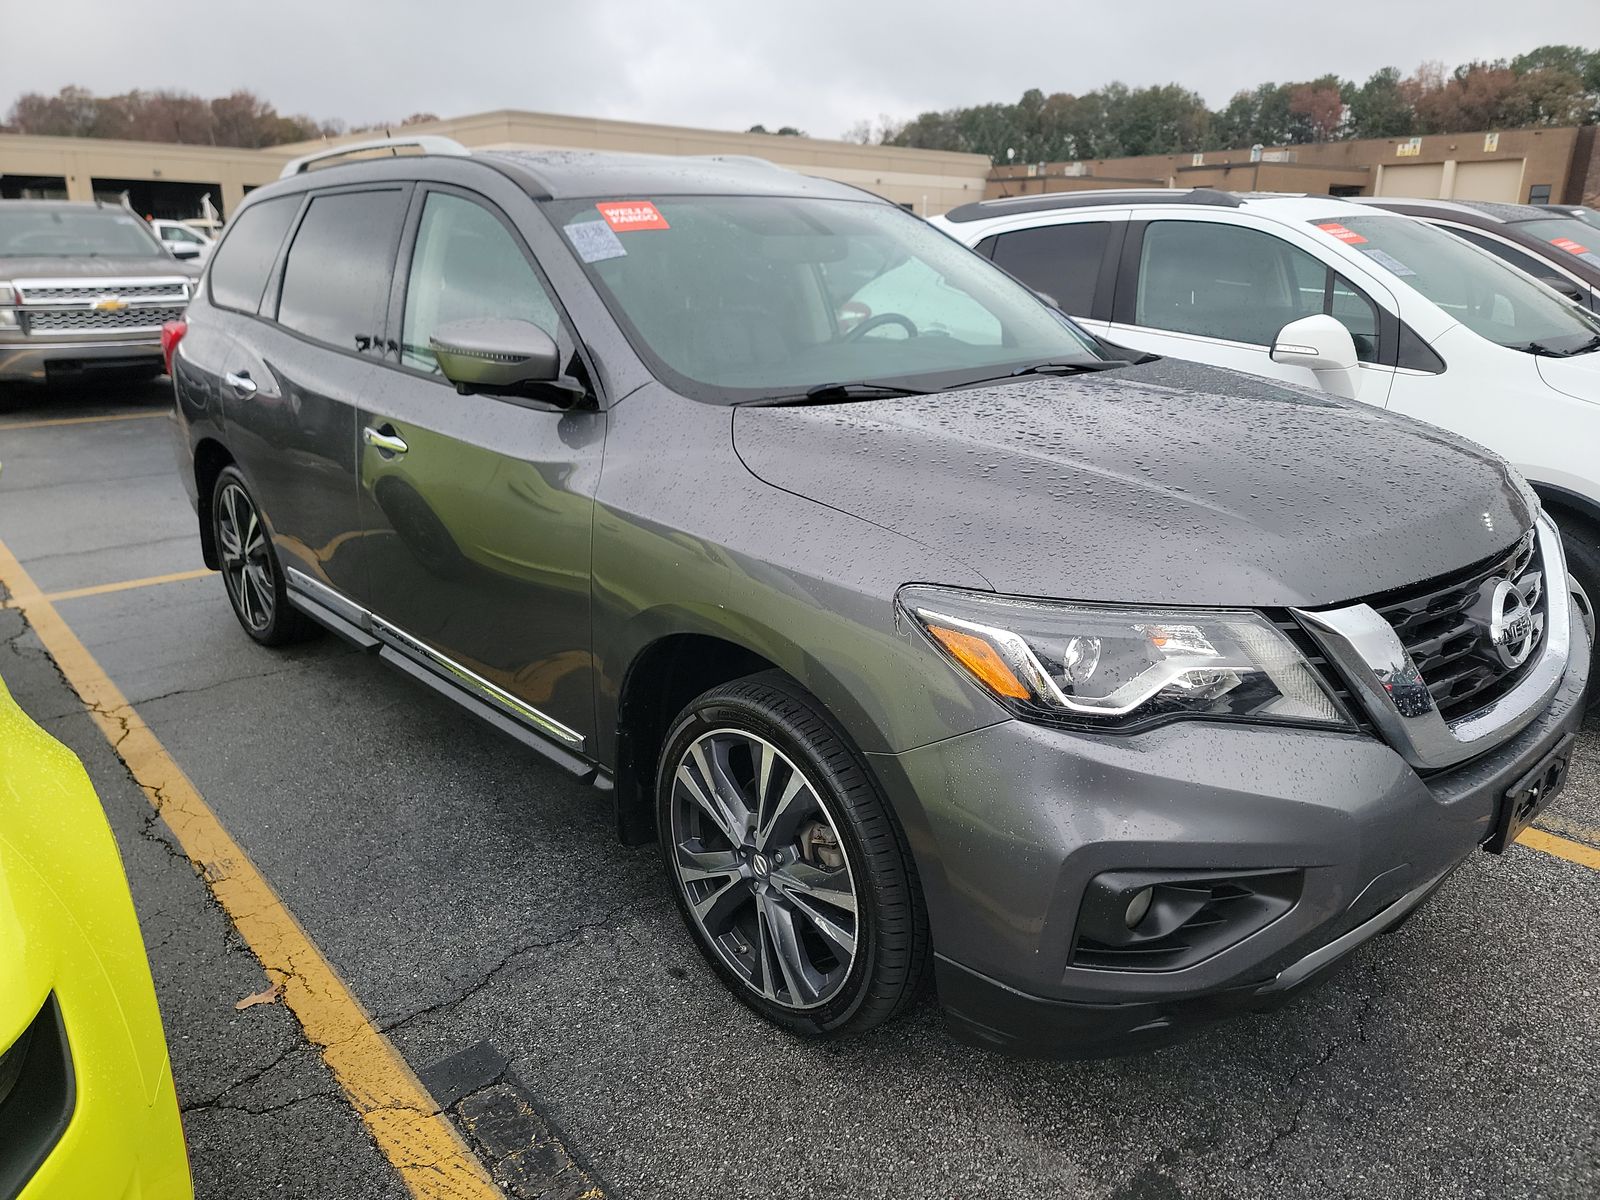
left=0, top=536, right=502, bottom=1200
left=0, top=410, right=168, bottom=432
left=1519, top=826, right=1600, bottom=871
left=36, top=568, right=215, bottom=605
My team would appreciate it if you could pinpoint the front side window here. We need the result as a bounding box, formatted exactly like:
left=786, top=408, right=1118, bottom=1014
left=164, top=225, right=202, bottom=244
left=547, top=194, right=1104, bottom=401
left=1315, top=215, right=1600, bottom=354
left=988, top=222, right=1110, bottom=316
left=208, top=195, right=300, bottom=313
left=1134, top=221, right=1379, bottom=359
left=0, top=206, right=165, bottom=258
left=277, top=189, right=407, bottom=353
left=400, top=193, right=559, bottom=374
left=1448, top=226, right=1564, bottom=282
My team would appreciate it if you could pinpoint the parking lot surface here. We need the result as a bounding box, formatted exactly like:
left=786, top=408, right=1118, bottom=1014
left=2, top=380, right=1598, bottom=1200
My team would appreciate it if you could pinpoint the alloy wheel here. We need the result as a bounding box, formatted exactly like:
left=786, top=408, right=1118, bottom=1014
left=668, top=729, right=860, bottom=1010
left=216, top=482, right=275, bottom=633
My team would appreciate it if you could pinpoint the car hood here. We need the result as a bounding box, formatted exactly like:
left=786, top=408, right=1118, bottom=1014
left=1535, top=351, right=1600, bottom=405
left=732, top=358, right=1535, bottom=607
left=0, top=255, right=197, bottom=280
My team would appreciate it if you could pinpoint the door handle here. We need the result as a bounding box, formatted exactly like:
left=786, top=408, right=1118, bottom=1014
left=224, top=371, right=257, bottom=396
left=362, top=425, right=409, bottom=456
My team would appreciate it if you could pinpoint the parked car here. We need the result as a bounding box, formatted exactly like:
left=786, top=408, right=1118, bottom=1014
left=150, top=218, right=214, bottom=263
left=933, top=188, right=1600, bottom=682
left=1355, top=197, right=1600, bottom=311
left=0, top=668, right=192, bottom=1197
left=170, top=141, right=1591, bottom=1057
left=0, top=200, right=199, bottom=388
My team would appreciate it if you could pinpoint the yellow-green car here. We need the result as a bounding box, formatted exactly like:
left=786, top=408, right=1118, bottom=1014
left=0, top=672, right=191, bottom=1198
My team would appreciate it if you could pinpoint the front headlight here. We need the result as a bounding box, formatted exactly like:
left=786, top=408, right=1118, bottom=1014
left=899, top=585, right=1351, bottom=732
left=0, top=282, right=17, bottom=328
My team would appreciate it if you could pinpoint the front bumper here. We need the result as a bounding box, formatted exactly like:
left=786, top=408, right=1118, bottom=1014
left=0, top=338, right=164, bottom=384
left=869, top=605, right=1591, bottom=1058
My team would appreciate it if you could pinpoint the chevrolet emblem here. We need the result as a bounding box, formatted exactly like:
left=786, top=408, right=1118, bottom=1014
left=92, top=296, right=129, bottom=312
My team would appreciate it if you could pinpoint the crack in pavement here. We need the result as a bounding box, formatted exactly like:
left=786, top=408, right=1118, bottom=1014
left=375, top=894, right=655, bottom=1041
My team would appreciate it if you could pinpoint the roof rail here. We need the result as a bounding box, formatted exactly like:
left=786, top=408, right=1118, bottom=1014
left=278, top=135, right=471, bottom=179
left=942, top=186, right=1243, bottom=224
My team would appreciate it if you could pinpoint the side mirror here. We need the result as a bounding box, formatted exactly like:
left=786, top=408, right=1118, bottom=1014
left=169, top=245, right=200, bottom=261
left=1541, top=275, right=1586, bottom=303
left=430, top=318, right=583, bottom=405
left=1270, top=314, right=1359, bottom=400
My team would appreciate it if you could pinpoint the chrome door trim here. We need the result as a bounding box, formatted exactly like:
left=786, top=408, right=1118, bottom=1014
left=285, top=568, right=368, bottom=627
left=1290, top=515, right=1573, bottom=771
left=283, top=568, right=585, bottom=750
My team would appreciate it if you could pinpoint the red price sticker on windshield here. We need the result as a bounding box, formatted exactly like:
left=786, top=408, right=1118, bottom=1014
left=1551, top=236, right=1592, bottom=255
left=596, top=201, right=670, bottom=232
left=1316, top=222, right=1368, bottom=244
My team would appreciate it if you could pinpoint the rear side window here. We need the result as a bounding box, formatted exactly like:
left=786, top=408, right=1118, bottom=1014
left=988, top=223, right=1110, bottom=316
left=277, top=189, right=407, bottom=353
left=208, top=196, right=299, bottom=313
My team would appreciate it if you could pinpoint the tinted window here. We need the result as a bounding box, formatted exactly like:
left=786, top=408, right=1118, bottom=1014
left=277, top=190, right=406, bottom=352
left=988, top=223, right=1109, bottom=315
left=400, top=193, right=559, bottom=374
left=209, top=196, right=299, bottom=313
left=1135, top=222, right=1325, bottom=347
left=1330, top=275, right=1380, bottom=363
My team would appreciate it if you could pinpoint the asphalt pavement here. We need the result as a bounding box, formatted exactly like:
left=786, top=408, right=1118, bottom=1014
left=1, top=378, right=1597, bottom=1200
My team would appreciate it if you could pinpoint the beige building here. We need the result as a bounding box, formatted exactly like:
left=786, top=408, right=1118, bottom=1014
left=0, top=109, right=992, bottom=220
left=987, top=126, right=1600, bottom=207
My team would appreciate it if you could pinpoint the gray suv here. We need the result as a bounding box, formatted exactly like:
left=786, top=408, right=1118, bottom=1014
left=0, top=199, right=198, bottom=387
left=170, top=140, right=1591, bottom=1056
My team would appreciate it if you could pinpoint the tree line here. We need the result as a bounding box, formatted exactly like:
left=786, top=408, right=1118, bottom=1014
left=0, top=86, right=439, bottom=148
left=849, top=45, right=1600, bottom=162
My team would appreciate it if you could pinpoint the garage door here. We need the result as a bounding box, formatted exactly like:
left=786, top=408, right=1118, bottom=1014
left=1452, top=159, right=1525, bottom=202
left=1378, top=162, right=1446, bottom=198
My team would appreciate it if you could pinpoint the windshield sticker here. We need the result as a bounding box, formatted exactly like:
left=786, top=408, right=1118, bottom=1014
left=1551, top=236, right=1593, bottom=256
left=565, top=219, right=627, bottom=263
left=596, top=201, right=670, bottom=232
left=1316, top=222, right=1367, bottom=244
left=1356, top=246, right=1416, bottom=276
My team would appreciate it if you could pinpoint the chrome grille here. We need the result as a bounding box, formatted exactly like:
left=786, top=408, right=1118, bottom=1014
left=16, top=280, right=188, bottom=303
left=24, top=305, right=185, bottom=333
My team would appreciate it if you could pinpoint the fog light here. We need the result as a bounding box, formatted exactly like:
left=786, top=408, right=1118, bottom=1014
left=1124, top=886, right=1153, bottom=929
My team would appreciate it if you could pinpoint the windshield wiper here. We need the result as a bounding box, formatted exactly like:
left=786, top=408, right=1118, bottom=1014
left=746, top=381, right=934, bottom=407
left=1516, top=334, right=1600, bottom=357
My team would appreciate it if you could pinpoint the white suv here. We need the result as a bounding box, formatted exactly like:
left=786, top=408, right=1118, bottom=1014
left=933, top=188, right=1600, bottom=661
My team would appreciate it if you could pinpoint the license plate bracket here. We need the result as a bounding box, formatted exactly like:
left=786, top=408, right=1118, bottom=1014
left=1484, top=732, right=1576, bottom=854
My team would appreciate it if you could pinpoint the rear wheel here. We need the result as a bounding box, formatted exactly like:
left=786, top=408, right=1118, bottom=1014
left=656, top=672, right=928, bottom=1037
left=211, top=466, right=316, bottom=647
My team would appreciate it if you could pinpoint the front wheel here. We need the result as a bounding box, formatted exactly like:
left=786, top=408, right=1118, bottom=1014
left=1553, top=510, right=1600, bottom=708
left=656, top=672, right=928, bottom=1037
left=211, top=466, right=316, bottom=647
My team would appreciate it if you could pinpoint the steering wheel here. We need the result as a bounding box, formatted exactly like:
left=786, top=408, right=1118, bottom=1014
left=843, top=312, right=919, bottom=341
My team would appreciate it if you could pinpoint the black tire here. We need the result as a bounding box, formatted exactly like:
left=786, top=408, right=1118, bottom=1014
left=210, top=466, right=317, bottom=647
left=656, top=671, right=929, bottom=1038
left=1551, top=508, right=1600, bottom=708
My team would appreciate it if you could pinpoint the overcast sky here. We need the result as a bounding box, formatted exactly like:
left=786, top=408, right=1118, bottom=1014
left=5, top=0, right=1597, bottom=140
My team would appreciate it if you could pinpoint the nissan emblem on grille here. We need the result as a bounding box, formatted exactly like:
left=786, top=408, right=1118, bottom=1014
left=1487, top=578, right=1536, bottom=668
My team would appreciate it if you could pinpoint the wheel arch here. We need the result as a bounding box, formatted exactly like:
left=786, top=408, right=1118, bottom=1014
left=1531, top=481, right=1600, bottom=533
left=192, top=437, right=236, bottom=570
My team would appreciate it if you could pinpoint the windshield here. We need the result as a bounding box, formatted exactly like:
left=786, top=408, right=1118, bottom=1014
left=1517, top=217, right=1600, bottom=268
left=0, top=206, right=166, bottom=258
left=1316, top=214, right=1600, bottom=354
left=546, top=194, right=1107, bottom=401
left=1550, top=207, right=1600, bottom=233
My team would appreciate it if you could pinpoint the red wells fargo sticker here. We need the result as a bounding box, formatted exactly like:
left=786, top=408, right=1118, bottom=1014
left=1316, top=222, right=1368, bottom=244
left=596, top=201, right=670, bottom=231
